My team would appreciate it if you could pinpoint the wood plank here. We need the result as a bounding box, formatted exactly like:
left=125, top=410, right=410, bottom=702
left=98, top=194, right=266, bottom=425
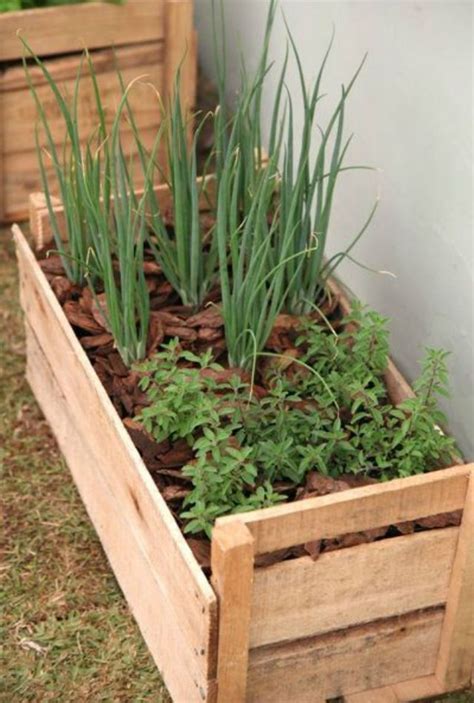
left=436, top=471, right=474, bottom=689
left=211, top=522, right=254, bottom=703
left=25, top=323, right=216, bottom=702
left=247, top=609, right=445, bottom=703
left=0, top=0, right=165, bottom=62
left=29, top=173, right=218, bottom=248
left=344, top=686, right=399, bottom=703
left=2, top=42, right=163, bottom=222
left=344, top=675, right=451, bottom=702
left=218, top=464, right=471, bottom=555
left=164, top=0, right=196, bottom=113
left=14, top=225, right=218, bottom=692
left=392, top=674, right=446, bottom=701
left=250, top=528, right=458, bottom=647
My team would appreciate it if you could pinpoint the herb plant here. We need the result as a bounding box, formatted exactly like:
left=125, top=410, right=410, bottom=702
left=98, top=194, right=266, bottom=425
left=136, top=307, right=458, bottom=537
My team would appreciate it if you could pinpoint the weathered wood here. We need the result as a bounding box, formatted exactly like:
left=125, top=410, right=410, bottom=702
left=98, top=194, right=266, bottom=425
left=436, top=471, right=474, bottom=689
left=1, top=43, right=164, bottom=222
left=29, top=173, right=218, bottom=249
left=344, top=686, right=399, bottom=703
left=14, top=224, right=217, bottom=702
left=25, top=323, right=216, bottom=702
left=164, top=0, right=197, bottom=123
left=0, top=0, right=165, bottom=62
left=211, top=522, right=254, bottom=703
left=344, top=675, right=449, bottom=702
left=247, top=609, right=445, bottom=703
left=392, top=674, right=446, bottom=701
left=250, top=528, right=458, bottom=647
left=218, top=465, right=471, bottom=555
left=1, top=1, right=196, bottom=223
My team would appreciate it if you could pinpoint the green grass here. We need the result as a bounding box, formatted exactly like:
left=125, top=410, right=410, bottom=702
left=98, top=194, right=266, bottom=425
left=0, top=231, right=170, bottom=701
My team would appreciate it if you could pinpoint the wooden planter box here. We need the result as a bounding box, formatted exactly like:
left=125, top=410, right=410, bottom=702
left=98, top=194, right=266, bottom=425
left=13, top=187, right=474, bottom=702
left=0, top=0, right=196, bottom=223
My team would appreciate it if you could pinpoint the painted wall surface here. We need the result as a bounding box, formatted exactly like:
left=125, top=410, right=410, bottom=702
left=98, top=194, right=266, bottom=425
left=195, top=0, right=473, bottom=455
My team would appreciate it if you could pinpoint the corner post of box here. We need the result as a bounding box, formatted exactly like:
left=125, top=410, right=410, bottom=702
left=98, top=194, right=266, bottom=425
left=435, top=466, right=474, bottom=690
left=211, top=519, right=254, bottom=703
left=164, top=0, right=197, bottom=143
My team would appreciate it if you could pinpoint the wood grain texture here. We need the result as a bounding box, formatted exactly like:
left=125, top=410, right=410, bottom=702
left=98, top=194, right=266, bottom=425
left=392, top=674, right=446, bottom=701
left=250, top=528, right=458, bottom=647
left=14, top=225, right=217, bottom=702
left=0, top=0, right=165, bottom=62
left=344, top=675, right=449, bottom=702
left=436, top=471, right=474, bottom=689
left=344, top=686, right=399, bottom=703
left=29, top=173, right=218, bottom=249
left=25, top=324, right=216, bottom=703
left=247, top=609, right=445, bottom=703
left=218, top=464, right=471, bottom=555
left=164, top=0, right=197, bottom=119
left=211, top=522, right=254, bottom=703
left=1, top=42, right=163, bottom=222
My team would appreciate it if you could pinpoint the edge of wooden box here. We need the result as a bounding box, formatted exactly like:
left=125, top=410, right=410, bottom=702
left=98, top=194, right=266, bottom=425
left=13, top=223, right=218, bottom=703
left=0, top=0, right=166, bottom=63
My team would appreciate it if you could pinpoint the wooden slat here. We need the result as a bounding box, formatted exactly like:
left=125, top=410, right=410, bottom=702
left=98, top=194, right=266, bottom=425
left=344, top=675, right=449, bottom=702
left=247, top=609, right=445, bottom=703
left=2, top=42, right=163, bottom=223
left=29, top=173, right=218, bottom=249
left=250, top=528, right=458, bottom=647
left=25, top=324, right=216, bottom=702
left=14, top=225, right=217, bottom=699
left=211, top=522, right=254, bottom=703
left=218, top=464, right=471, bottom=555
left=392, top=674, right=446, bottom=701
left=436, top=471, right=474, bottom=689
left=0, top=0, right=165, bottom=62
left=344, top=686, right=399, bottom=703
left=164, top=0, right=196, bottom=115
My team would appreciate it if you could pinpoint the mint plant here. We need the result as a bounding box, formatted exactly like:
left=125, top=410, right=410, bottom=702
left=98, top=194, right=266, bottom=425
left=136, top=306, right=458, bottom=537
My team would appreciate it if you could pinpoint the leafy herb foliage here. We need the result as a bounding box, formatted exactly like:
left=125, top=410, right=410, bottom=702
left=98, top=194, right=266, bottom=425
left=136, top=307, right=458, bottom=537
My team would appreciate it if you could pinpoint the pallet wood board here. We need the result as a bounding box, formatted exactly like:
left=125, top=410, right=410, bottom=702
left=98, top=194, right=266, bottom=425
left=0, top=0, right=165, bottom=63
left=0, top=0, right=196, bottom=223
left=250, top=527, right=458, bottom=647
left=247, top=609, right=445, bottom=703
left=15, top=225, right=217, bottom=703
left=218, top=465, right=470, bottom=555
left=2, top=43, right=163, bottom=222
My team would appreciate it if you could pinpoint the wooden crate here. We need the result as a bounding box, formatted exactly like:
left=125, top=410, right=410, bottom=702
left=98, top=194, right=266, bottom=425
left=13, top=188, right=474, bottom=702
left=0, top=0, right=196, bottom=223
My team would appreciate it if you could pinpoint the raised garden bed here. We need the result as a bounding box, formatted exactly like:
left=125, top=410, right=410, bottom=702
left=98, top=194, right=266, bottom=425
left=13, top=185, right=474, bottom=702
left=0, top=0, right=196, bottom=222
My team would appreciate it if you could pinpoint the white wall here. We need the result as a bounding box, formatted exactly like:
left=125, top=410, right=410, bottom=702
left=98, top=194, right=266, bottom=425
left=195, top=0, right=474, bottom=456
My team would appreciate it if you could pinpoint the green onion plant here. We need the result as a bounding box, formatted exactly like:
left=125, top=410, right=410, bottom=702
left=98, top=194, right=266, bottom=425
left=23, top=38, right=150, bottom=365
left=141, top=76, right=218, bottom=310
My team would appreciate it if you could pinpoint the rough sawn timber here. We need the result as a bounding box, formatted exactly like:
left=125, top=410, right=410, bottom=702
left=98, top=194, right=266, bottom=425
left=14, top=225, right=217, bottom=703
